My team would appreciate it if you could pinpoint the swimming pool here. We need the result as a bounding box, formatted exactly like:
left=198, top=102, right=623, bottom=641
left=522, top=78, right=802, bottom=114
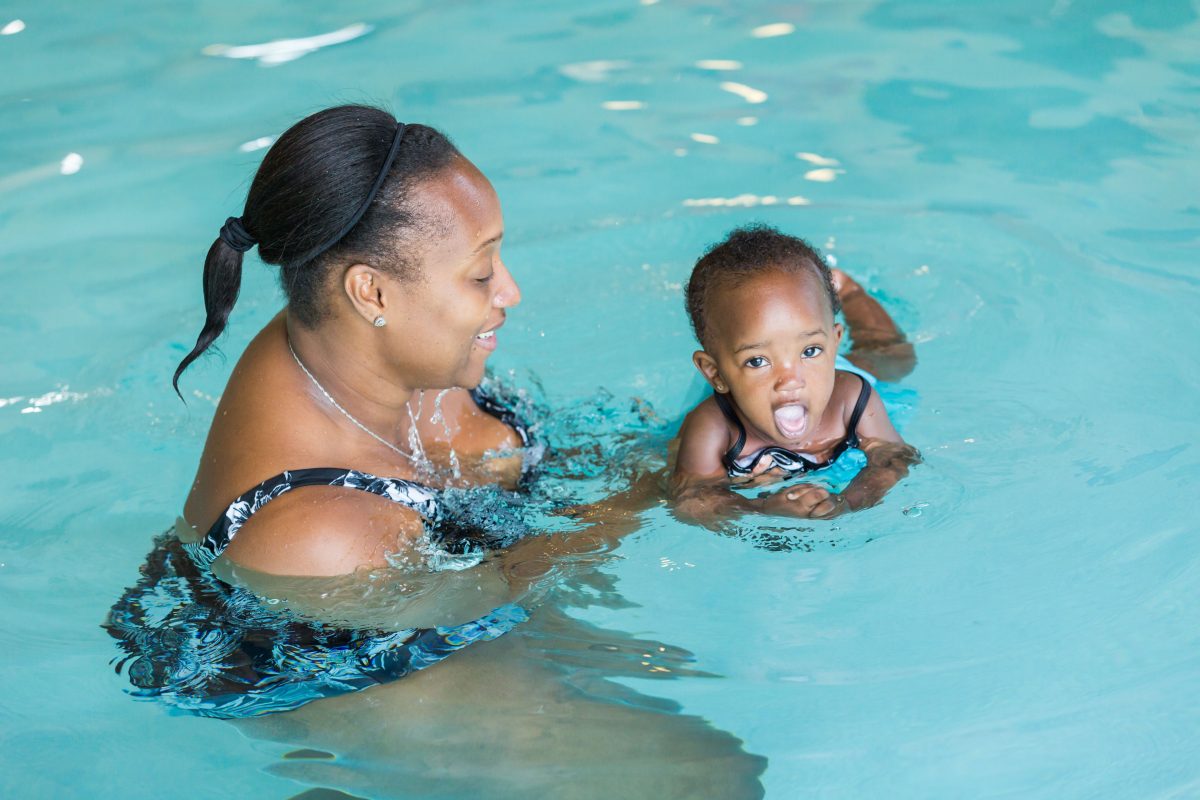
left=3, top=0, right=1199, bottom=797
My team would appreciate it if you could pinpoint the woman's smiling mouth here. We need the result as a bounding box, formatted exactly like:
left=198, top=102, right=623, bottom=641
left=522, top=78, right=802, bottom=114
left=474, top=325, right=500, bottom=351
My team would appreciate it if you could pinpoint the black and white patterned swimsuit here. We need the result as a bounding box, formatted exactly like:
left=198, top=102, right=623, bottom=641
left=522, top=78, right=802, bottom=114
left=105, top=389, right=534, bottom=719
left=718, top=372, right=873, bottom=480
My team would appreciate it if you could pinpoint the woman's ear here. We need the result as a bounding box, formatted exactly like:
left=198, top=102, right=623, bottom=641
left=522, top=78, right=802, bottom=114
left=343, top=264, right=387, bottom=324
left=693, top=350, right=728, bottom=393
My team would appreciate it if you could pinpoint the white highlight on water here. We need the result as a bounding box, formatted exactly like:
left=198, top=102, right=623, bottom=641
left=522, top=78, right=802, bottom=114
left=684, top=194, right=810, bottom=208
left=602, top=100, right=645, bottom=110
left=796, top=152, right=841, bottom=166
left=720, top=81, right=768, bottom=104
left=203, top=23, right=372, bottom=66
left=2, top=19, right=25, bottom=35
left=60, top=153, right=83, bottom=175
left=690, top=133, right=719, bottom=144
left=238, top=136, right=276, bottom=153
left=2, top=385, right=111, bottom=414
left=559, top=60, right=631, bottom=82
left=751, top=22, right=795, bottom=38
left=695, top=59, right=742, bottom=70
left=804, top=168, right=844, bottom=182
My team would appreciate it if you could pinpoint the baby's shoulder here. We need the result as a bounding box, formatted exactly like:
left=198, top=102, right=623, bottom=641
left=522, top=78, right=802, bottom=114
left=831, top=369, right=871, bottom=422
left=674, top=395, right=736, bottom=478
left=681, top=394, right=727, bottom=433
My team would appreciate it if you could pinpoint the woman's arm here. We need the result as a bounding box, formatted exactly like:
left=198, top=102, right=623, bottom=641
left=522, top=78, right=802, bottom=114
left=216, top=489, right=524, bottom=630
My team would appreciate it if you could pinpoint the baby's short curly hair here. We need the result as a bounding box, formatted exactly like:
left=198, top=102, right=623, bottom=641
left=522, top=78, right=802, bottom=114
left=684, top=224, right=840, bottom=347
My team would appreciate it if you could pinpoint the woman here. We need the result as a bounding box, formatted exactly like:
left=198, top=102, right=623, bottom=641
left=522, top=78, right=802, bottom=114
left=108, top=105, right=765, bottom=797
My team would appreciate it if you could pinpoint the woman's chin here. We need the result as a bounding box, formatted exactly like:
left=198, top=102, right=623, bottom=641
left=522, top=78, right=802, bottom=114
left=455, top=360, right=488, bottom=390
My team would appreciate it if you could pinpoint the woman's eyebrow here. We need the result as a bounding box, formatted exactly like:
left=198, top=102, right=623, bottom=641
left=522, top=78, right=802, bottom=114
left=470, top=232, right=503, bottom=255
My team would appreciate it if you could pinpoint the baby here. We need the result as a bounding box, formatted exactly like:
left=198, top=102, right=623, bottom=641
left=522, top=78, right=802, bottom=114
left=671, top=225, right=919, bottom=524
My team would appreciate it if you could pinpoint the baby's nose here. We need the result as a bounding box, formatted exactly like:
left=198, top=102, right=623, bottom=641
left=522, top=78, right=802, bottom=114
left=775, top=364, right=805, bottom=390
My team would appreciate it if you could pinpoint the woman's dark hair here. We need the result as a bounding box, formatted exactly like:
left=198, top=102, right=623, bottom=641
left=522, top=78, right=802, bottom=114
left=172, top=104, right=462, bottom=396
left=684, top=224, right=840, bottom=348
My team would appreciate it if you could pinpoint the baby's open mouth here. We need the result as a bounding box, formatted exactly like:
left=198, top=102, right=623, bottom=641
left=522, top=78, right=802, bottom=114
left=773, top=403, right=808, bottom=438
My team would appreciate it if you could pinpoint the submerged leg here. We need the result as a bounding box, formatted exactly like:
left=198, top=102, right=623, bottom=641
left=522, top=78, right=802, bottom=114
left=236, top=610, right=766, bottom=800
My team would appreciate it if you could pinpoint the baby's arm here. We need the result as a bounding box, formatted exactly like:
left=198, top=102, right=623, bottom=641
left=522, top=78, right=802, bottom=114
left=670, top=399, right=760, bottom=527
left=670, top=400, right=838, bottom=526
left=831, top=269, right=916, bottom=382
left=837, top=389, right=920, bottom=512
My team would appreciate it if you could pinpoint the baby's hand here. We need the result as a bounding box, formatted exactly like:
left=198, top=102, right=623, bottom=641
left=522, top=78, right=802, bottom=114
left=756, top=483, right=846, bottom=519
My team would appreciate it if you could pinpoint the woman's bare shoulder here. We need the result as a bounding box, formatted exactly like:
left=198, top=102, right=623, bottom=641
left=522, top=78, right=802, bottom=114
left=184, top=317, right=358, bottom=532
left=220, top=485, right=428, bottom=577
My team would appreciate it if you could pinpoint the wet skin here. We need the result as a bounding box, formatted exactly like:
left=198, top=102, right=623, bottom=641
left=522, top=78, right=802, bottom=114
left=169, top=156, right=768, bottom=798
left=672, top=267, right=918, bottom=524
left=183, top=156, right=522, bottom=577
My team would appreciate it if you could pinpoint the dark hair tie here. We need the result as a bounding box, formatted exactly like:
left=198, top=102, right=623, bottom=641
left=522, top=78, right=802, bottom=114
left=218, top=216, right=257, bottom=252
left=300, top=122, right=408, bottom=266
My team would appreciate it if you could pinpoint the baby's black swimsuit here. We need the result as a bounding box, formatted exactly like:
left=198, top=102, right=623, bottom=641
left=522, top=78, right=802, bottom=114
left=716, top=371, right=872, bottom=479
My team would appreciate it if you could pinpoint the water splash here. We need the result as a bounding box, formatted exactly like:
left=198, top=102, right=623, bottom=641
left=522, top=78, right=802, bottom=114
left=405, top=398, right=429, bottom=467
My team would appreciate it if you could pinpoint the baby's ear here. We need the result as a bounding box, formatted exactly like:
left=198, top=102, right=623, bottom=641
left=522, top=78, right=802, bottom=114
left=692, top=350, right=728, bottom=393
left=833, top=322, right=844, bottom=345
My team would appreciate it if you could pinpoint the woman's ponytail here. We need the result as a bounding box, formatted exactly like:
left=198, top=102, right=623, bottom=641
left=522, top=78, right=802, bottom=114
left=170, top=105, right=462, bottom=399
left=172, top=219, right=254, bottom=398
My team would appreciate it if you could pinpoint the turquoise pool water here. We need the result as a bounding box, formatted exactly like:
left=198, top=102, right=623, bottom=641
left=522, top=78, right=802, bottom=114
left=3, top=1, right=1200, bottom=797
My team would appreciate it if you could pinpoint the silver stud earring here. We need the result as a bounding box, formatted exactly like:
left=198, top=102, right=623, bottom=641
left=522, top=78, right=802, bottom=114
left=373, top=315, right=387, bottom=328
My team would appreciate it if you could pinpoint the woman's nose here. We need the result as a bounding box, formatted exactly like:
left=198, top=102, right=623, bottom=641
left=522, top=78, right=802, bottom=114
left=493, top=258, right=521, bottom=308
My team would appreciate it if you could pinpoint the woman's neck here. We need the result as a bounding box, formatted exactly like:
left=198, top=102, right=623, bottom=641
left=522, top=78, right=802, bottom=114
left=284, top=314, right=416, bottom=447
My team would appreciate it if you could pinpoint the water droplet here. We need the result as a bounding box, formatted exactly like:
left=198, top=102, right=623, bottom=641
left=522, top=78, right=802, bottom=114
left=903, top=502, right=930, bottom=517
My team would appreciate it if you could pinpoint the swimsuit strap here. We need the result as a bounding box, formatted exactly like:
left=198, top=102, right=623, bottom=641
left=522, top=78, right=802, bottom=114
left=843, top=373, right=872, bottom=449
left=195, top=467, right=439, bottom=565
left=712, top=391, right=749, bottom=473
left=470, top=387, right=532, bottom=447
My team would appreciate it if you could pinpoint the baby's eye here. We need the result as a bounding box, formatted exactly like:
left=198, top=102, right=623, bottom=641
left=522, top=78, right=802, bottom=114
left=475, top=272, right=495, bottom=284
left=744, top=356, right=768, bottom=368
left=802, top=345, right=823, bottom=358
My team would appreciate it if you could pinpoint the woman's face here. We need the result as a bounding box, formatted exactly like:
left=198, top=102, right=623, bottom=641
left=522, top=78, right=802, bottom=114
left=379, top=157, right=520, bottom=390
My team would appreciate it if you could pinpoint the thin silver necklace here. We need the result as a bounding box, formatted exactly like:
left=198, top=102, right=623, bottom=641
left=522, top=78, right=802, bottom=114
left=288, top=339, right=416, bottom=464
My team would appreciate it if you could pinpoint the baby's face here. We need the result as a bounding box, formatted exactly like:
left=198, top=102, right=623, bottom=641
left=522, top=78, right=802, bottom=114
left=698, top=269, right=842, bottom=447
